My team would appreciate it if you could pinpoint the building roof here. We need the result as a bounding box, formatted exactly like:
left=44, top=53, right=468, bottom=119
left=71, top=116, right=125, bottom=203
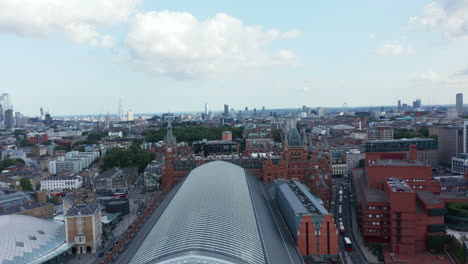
left=372, top=159, right=428, bottom=167
left=277, top=180, right=328, bottom=216
left=367, top=138, right=436, bottom=144
left=386, top=178, right=413, bottom=193
left=0, top=215, right=70, bottom=264
left=416, top=191, right=443, bottom=206
left=365, top=187, right=389, bottom=203
left=129, top=161, right=267, bottom=264
left=286, top=127, right=303, bottom=147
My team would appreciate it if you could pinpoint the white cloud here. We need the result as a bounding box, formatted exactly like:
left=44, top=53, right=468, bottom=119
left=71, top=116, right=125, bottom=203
left=282, top=29, right=302, bottom=39
left=0, top=0, right=142, bottom=46
left=410, top=0, right=468, bottom=39
left=419, top=71, right=440, bottom=81
left=368, top=33, right=376, bottom=39
left=125, top=11, right=299, bottom=77
left=375, top=43, right=414, bottom=56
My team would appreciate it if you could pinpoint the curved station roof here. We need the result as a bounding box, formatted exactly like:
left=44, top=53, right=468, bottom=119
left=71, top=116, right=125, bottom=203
left=130, top=161, right=267, bottom=264
left=0, top=215, right=71, bottom=264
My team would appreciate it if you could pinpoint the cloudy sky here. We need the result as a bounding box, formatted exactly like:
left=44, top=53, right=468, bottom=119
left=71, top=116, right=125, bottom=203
left=1, top=0, right=467, bottom=116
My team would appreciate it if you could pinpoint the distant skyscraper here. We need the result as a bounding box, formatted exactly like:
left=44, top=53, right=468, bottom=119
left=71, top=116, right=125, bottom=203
left=0, top=105, right=3, bottom=122
left=4, top=109, right=13, bottom=128
left=253, top=108, right=257, bottom=116
left=223, top=104, right=229, bottom=117
left=204, top=103, right=209, bottom=116
left=262, top=106, right=265, bottom=111
left=127, top=109, right=134, bottom=121
left=413, top=99, right=421, bottom=109
left=456, top=93, right=463, bottom=117
left=44, top=113, right=53, bottom=126
left=118, top=97, right=124, bottom=121
left=402, top=103, right=408, bottom=112
left=317, top=107, right=324, bottom=117
left=397, top=100, right=401, bottom=113
left=0, top=93, right=11, bottom=110
left=464, top=120, right=468, bottom=154
left=245, top=107, right=248, bottom=112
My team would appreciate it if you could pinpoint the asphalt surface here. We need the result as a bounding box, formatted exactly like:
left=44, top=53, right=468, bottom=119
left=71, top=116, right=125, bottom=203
left=334, top=179, right=368, bottom=264
left=248, top=175, right=304, bottom=264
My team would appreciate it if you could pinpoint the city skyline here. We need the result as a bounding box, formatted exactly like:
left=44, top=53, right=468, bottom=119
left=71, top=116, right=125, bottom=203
left=1, top=0, right=468, bottom=115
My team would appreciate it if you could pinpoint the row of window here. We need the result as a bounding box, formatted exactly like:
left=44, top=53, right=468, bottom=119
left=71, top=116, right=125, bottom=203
left=367, top=206, right=388, bottom=210
left=366, top=214, right=385, bottom=218
left=405, top=179, right=426, bottom=182
left=364, top=221, right=389, bottom=226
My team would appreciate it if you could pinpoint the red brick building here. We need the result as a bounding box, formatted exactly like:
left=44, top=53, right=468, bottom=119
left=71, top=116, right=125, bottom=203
left=354, top=146, right=447, bottom=256
left=161, top=123, right=333, bottom=209
left=275, top=180, right=339, bottom=262
left=27, top=133, right=49, bottom=144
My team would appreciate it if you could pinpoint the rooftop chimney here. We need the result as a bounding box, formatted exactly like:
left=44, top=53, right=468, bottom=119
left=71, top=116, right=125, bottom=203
left=409, top=145, right=417, bottom=161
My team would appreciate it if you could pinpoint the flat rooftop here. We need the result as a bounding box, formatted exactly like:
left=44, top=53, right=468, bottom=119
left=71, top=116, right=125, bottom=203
left=367, top=138, right=436, bottom=143
left=366, top=187, right=389, bottom=203
left=192, top=140, right=236, bottom=145
left=372, top=159, right=428, bottom=167
left=386, top=178, right=414, bottom=193
left=416, top=190, right=443, bottom=206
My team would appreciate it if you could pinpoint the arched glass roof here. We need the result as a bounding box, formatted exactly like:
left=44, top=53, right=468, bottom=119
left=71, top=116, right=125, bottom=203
left=0, top=215, right=69, bottom=264
left=129, top=161, right=267, bottom=264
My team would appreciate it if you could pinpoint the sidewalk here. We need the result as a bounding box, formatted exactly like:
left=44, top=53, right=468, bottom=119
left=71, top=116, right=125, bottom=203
left=64, top=252, right=97, bottom=264
left=350, top=199, right=381, bottom=264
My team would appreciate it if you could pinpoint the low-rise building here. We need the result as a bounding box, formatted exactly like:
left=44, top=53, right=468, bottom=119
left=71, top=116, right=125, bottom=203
left=452, top=153, right=468, bottom=174
left=48, top=151, right=99, bottom=175
left=93, top=168, right=138, bottom=193
left=40, top=176, right=82, bottom=191
left=367, top=126, right=394, bottom=141
left=192, top=140, right=238, bottom=156
left=365, top=138, right=438, bottom=168
left=345, top=149, right=365, bottom=174
left=0, top=189, right=54, bottom=219
left=332, top=163, right=347, bottom=176
left=63, top=190, right=102, bottom=254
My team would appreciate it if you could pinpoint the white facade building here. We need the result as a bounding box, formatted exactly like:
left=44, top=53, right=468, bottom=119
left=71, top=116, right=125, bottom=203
left=48, top=160, right=57, bottom=174
left=48, top=151, right=99, bottom=175
left=108, top=131, right=123, bottom=138
left=332, top=163, right=348, bottom=176
left=317, top=107, right=325, bottom=117
left=346, top=149, right=365, bottom=174
left=41, top=176, right=82, bottom=191
left=452, top=153, right=468, bottom=174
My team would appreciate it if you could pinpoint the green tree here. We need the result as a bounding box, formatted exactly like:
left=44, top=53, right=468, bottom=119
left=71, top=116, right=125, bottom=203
left=20, top=178, right=33, bottom=191
left=102, top=143, right=155, bottom=172
left=418, top=127, right=429, bottom=137
left=0, top=158, right=25, bottom=171
left=47, top=195, right=59, bottom=205
left=357, top=159, right=365, bottom=168
left=132, top=138, right=143, bottom=145
left=142, top=125, right=244, bottom=144
left=273, top=130, right=282, bottom=142
left=19, top=139, right=34, bottom=147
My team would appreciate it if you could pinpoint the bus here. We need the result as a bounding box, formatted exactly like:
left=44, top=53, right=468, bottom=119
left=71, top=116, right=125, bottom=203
left=344, top=237, right=352, bottom=251
left=339, top=223, right=345, bottom=235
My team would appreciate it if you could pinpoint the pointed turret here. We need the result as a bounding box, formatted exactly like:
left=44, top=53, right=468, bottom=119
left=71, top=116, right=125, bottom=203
left=165, top=118, right=176, bottom=146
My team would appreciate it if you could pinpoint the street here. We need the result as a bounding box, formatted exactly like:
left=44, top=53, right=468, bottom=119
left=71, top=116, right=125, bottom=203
left=333, top=178, right=369, bottom=264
